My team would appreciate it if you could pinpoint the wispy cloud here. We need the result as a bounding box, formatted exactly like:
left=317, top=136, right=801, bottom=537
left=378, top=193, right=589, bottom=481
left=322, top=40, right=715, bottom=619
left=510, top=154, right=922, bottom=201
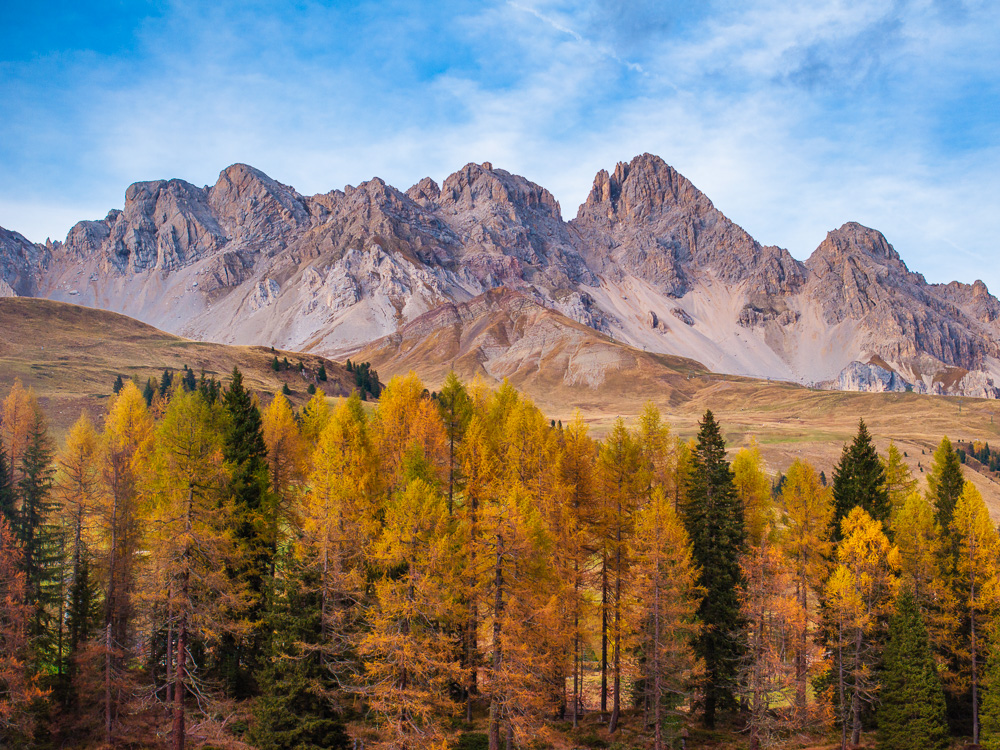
left=0, top=0, right=998, bottom=290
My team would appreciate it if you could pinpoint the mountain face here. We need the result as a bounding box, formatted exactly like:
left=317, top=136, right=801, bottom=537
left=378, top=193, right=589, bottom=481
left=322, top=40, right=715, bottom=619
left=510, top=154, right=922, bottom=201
left=3, top=153, right=999, bottom=398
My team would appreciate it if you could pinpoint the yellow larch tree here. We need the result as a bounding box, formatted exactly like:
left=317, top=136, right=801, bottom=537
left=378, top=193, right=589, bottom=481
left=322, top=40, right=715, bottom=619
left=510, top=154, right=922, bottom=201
left=0, top=378, right=35, bottom=490
left=457, top=408, right=502, bottom=721
left=779, top=458, right=833, bottom=723
left=300, top=394, right=380, bottom=678
left=261, top=392, right=305, bottom=567
left=597, top=417, right=641, bottom=732
left=629, top=488, right=702, bottom=750
left=477, top=483, right=557, bottom=750
left=436, top=371, right=472, bottom=516
left=0, top=516, right=46, bottom=745
left=359, top=477, right=462, bottom=748
left=949, top=482, right=1000, bottom=745
left=738, top=531, right=802, bottom=749
left=557, top=411, right=598, bottom=726
left=144, top=389, right=244, bottom=750
left=498, top=395, right=570, bottom=715
left=823, top=507, right=899, bottom=749
left=891, top=491, right=957, bottom=668
left=94, top=379, right=153, bottom=746
left=53, top=411, right=101, bottom=678
left=299, top=390, right=332, bottom=449
left=732, top=440, right=773, bottom=548
left=374, top=373, right=447, bottom=496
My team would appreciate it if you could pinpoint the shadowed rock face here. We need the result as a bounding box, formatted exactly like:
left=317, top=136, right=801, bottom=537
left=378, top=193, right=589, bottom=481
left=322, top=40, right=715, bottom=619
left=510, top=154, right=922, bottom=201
left=3, top=155, right=1000, bottom=397
left=0, top=227, right=49, bottom=296
left=573, top=153, right=805, bottom=297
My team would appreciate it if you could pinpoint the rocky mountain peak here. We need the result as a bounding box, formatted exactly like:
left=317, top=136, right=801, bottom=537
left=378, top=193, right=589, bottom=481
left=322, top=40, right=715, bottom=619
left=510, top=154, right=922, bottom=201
left=578, top=153, right=712, bottom=224
left=439, top=163, right=562, bottom=221
left=808, top=222, right=903, bottom=268
left=406, top=177, right=441, bottom=208
left=209, top=164, right=309, bottom=242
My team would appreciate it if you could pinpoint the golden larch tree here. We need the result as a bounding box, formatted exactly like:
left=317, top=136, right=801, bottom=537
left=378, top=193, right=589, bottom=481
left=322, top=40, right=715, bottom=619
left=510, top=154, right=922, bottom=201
left=779, top=458, right=833, bottom=723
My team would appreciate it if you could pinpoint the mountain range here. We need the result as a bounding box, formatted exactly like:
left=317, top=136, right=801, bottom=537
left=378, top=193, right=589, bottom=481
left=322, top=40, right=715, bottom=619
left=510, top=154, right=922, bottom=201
left=2, top=153, right=998, bottom=398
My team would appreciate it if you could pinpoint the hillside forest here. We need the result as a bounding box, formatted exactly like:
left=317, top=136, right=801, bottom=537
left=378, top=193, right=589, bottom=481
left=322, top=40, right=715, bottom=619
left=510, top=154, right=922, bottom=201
left=0, top=368, right=996, bottom=750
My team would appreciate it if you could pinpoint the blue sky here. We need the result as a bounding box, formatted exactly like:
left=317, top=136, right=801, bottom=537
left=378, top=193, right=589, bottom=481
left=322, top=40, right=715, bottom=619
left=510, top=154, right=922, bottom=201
left=1, top=0, right=998, bottom=290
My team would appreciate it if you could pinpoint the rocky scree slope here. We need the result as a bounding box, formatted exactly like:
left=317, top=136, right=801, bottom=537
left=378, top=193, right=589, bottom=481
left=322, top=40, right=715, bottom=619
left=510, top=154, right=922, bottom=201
left=2, top=154, right=998, bottom=397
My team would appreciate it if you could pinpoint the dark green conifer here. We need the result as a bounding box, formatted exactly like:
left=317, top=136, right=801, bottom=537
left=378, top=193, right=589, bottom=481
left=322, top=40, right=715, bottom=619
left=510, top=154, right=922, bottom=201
left=271, top=356, right=280, bottom=372
left=112, top=374, right=124, bottom=394
left=876, top=590, right=948, bottom=750
left=219, top=366, right=274, bottom=697
left=17, top=407, right=59, bottom=650
left=281, top=383, right=292, bottom=396
left=928, top=436, right=965, bottom=532
left=681, top=409, right=745, bottom=728
left=307, top=383, right=316, bottom=395
left=142, top=377, right=156, bottom=406
left=249, top=565, right=349, bottom=750
left=982, top=619, right=1000, bottom=750
left=181, top=365, right=197, bottom=392
left=317, top=364, right=327, bottom=382
left=0, top=443, right=14, bottom=527
left=158, top=369, right=172, bottom=398
left=831, top=419, right=889, bottom=538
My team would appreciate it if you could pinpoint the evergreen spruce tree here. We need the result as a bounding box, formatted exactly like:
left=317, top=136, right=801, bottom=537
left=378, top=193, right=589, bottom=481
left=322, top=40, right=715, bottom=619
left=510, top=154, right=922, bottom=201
left=181, top=366, right=196, bottom=392
left=927, top=436, right=965, bottom=533
left=219, top=366, right=274, bottom=697
left=158, top=369, right=173, bottom=398
left=981, top=620, right=1000, bottom=750
left=249, top=565, right=349, bottom=750
left=142, top=378, right=156, bottom=406
left=317, top=364, right=327, bottom=382
left=0, top=443, right=14, bottom=526
left=876, top=590, right=948, bottom=750
left=112, top=374, right=124, bottom=394
left=17, top=407, right=59, bottom=653
left=831, top=419, right=889, bottom=539
left=681, top=409, right=745, bottom=727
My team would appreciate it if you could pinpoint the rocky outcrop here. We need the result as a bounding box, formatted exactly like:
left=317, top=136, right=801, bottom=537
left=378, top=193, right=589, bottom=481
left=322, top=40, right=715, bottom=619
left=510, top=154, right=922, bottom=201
left=829, top=361, right=913, bottom=393
left=3, top=155, right=1000, bottom=398
left=0, top=227, right=49, bottom=296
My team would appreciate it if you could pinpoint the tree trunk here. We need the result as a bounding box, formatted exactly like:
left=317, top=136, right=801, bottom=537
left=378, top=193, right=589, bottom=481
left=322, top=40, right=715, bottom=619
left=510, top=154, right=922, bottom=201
left=796, top=568, right=807, bottom=723
left=173, top=595, right=187, bottom=750
left=972, top=569, right=980, bottom=745
left=850, top=626, right=863, bottom=747
left=653, top=576, right=662, bottom=750
left=105, top=622, right=113, bottom=747
left=467, top=496, right=479, bottom=723
left=165, top=585, right=174, bottom=704
left=489, top=535, right=504, bottom=750
left=609, top=526, right=622, bottom=733
left=601, top=553, right=608, bottom=718
left=837, top=618, right=847, bottom=750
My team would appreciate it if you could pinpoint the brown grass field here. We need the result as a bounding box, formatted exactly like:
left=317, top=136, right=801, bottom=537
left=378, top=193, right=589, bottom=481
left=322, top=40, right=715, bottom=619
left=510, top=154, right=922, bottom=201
left=0, top=297, right=356, bottom=436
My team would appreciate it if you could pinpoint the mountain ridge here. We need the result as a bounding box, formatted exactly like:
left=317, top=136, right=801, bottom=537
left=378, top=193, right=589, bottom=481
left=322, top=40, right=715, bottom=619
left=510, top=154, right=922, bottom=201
left=2, top=152, right=998, bottom=398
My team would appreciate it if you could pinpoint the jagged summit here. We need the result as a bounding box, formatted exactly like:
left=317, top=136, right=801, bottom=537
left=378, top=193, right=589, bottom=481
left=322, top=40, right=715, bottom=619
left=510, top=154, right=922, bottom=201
left=2, top=153, right=999, bottom=399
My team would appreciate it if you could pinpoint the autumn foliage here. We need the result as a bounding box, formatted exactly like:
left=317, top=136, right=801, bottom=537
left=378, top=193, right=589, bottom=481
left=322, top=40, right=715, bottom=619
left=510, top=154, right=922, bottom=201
left=0, top=372, right=996, bottom=750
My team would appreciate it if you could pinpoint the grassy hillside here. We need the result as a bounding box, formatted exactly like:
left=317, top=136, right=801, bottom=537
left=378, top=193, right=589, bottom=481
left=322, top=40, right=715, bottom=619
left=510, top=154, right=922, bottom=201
left=5, top=295, right=1000, bottom=518
left=0, top=297, right=357, bottom=437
